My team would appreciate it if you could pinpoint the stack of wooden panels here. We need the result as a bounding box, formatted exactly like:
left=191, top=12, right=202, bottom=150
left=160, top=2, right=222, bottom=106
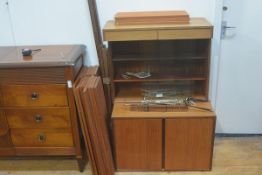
left=115, top=11, right=190, bottom=25
left=74, top=75, right=114, bottom=175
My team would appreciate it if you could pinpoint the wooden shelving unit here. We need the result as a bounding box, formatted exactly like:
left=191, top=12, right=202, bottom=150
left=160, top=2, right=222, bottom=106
left=103, top=18, right=216, bottom=172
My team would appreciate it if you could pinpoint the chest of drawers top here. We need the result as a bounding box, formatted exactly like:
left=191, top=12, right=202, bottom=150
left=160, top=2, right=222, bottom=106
left=0, top=45, right=85, bottom=84
left=0, top=45, right=85, bottom=68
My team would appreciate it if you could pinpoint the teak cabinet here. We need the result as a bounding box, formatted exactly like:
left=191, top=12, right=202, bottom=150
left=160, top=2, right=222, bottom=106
left=103, top=18, right=216, bottom=171
left=0, top=45, right=85, bottom=171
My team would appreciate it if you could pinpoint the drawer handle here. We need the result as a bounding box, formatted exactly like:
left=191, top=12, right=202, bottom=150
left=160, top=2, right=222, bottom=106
left=31, top=92, right=39, bottom=100
left=38, top=134, right=46, bottom=142
left=35, top=114, right=43, bottom=123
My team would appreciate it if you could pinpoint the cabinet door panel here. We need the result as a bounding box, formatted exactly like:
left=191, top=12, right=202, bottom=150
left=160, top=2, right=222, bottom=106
left=165, top=118, right=215, bottom=170
left=113, top=119, right=162, bottom=171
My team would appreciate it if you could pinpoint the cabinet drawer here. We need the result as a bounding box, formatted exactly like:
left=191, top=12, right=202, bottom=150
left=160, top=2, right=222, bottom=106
left=11, top=129, right=74, bottom=147
left=104, top=30, right=158, bottom=41
left=158, top=28, right=213, bottom=40
left=1, top=84, right=68, bottom=107
left=6, top=108, right=71, bottom=129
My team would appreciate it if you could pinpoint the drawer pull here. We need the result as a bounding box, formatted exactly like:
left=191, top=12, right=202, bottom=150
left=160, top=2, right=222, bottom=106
left=34, top=114, right=43, bottom=123
left=38, top=134, right=46, bottom=142
left=31, top=92, right=39, bottom=100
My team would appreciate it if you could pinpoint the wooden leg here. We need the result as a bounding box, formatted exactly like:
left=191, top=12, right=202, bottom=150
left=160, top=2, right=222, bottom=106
left=77, top=157, right=87, bottom=172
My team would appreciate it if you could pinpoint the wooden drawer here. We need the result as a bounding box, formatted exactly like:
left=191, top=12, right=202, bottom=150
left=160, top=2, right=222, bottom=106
left=11, top=129, right=74, bottom=147
left=103, top=30, right=158, bottom=41
left=158, top=28, right=213, bottom=40
left=6, top=108, right=71, bottom=129
left=0, top=84, right=68, bottom=107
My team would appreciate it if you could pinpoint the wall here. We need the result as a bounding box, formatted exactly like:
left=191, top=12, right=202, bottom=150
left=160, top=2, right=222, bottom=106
left=0, top=0, right=98, bottom=65
left=0, top=0, right=216, bottom=66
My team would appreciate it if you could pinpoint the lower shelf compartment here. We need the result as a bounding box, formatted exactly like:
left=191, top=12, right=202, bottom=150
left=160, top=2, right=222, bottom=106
left=112, top=102, right=216, bottom=171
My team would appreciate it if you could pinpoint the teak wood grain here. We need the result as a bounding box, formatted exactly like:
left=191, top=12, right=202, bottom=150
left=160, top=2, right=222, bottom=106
left=74, top=76, right=115, bottom=175
left=113, top=119, right=162, bottom=171
left=1, top=84, right=68, bottom=107
left=11, top=128, right=74, bottom=147
left=5, top=108, right=71, bottom=129
left=165, top=118, right=215, bottom=170
left=103, top=18, right=213, bottom=41
left=0, top=110, right=12, bottom=148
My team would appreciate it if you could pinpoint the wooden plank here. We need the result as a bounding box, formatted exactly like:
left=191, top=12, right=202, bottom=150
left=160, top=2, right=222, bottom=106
left=74, top=76, right=115, bottom=175
left=84, top=77, right=114, bottom=174
left=113, top=119, right=162, bottom=171
left=165, top=118, right=215, bottom=170
left=74, top=77, right=99, bottom=175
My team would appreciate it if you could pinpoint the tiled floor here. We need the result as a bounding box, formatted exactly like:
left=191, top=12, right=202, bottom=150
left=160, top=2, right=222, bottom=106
left=0, top=137, right=261, bottom=175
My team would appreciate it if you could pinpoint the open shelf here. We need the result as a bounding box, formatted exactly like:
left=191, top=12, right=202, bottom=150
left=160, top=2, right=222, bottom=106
left=115, top=87, right=206, bottom=103
left=114, top=82, right=206, bottom=103
left=110, top=39, right=210, bottom=101
left=114, top=74, right=207, bottom=83
left=112, top=54, right=207, bottom=62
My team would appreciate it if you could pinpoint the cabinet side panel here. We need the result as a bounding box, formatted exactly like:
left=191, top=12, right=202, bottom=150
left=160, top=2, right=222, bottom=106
left=113, top=119, right=162, bottom=171
left=165, top=117, right=215, bottom=170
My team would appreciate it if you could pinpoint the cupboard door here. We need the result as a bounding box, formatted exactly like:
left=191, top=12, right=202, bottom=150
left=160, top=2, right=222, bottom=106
left=165, top=118, right=215, bottom=170
left=113, top=119, right=162, bottom=171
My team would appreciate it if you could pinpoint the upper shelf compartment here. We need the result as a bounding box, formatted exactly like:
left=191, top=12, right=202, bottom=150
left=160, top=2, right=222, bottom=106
left=111, top=40, right=210, bottom=62
left=103, top=18, right=213, bottom=41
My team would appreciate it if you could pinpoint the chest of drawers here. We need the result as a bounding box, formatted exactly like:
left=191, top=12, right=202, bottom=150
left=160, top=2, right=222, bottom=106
left=0, top=45, right=85, bottom=171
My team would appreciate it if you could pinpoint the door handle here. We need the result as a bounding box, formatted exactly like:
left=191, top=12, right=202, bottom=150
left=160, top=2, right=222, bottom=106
left=221, top=21, right=236, bottom=39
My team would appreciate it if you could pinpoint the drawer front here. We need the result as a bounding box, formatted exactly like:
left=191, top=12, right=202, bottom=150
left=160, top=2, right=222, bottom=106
left=11, top=129, right=74, bottom=147
left=6, top=108, right=71, bottom=129
left=158, top=28, right=213, bottom=40
left=1, top=84, right=68, bottom=107
left=103, top=30, right=158, bottom=41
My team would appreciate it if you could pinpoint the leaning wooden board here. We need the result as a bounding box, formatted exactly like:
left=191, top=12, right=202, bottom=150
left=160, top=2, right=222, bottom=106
left=74, top=76, right=115, bottom=175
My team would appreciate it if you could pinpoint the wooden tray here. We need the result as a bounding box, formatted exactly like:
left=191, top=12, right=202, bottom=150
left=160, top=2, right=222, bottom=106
left=115, top=11, right=190, bottom=25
